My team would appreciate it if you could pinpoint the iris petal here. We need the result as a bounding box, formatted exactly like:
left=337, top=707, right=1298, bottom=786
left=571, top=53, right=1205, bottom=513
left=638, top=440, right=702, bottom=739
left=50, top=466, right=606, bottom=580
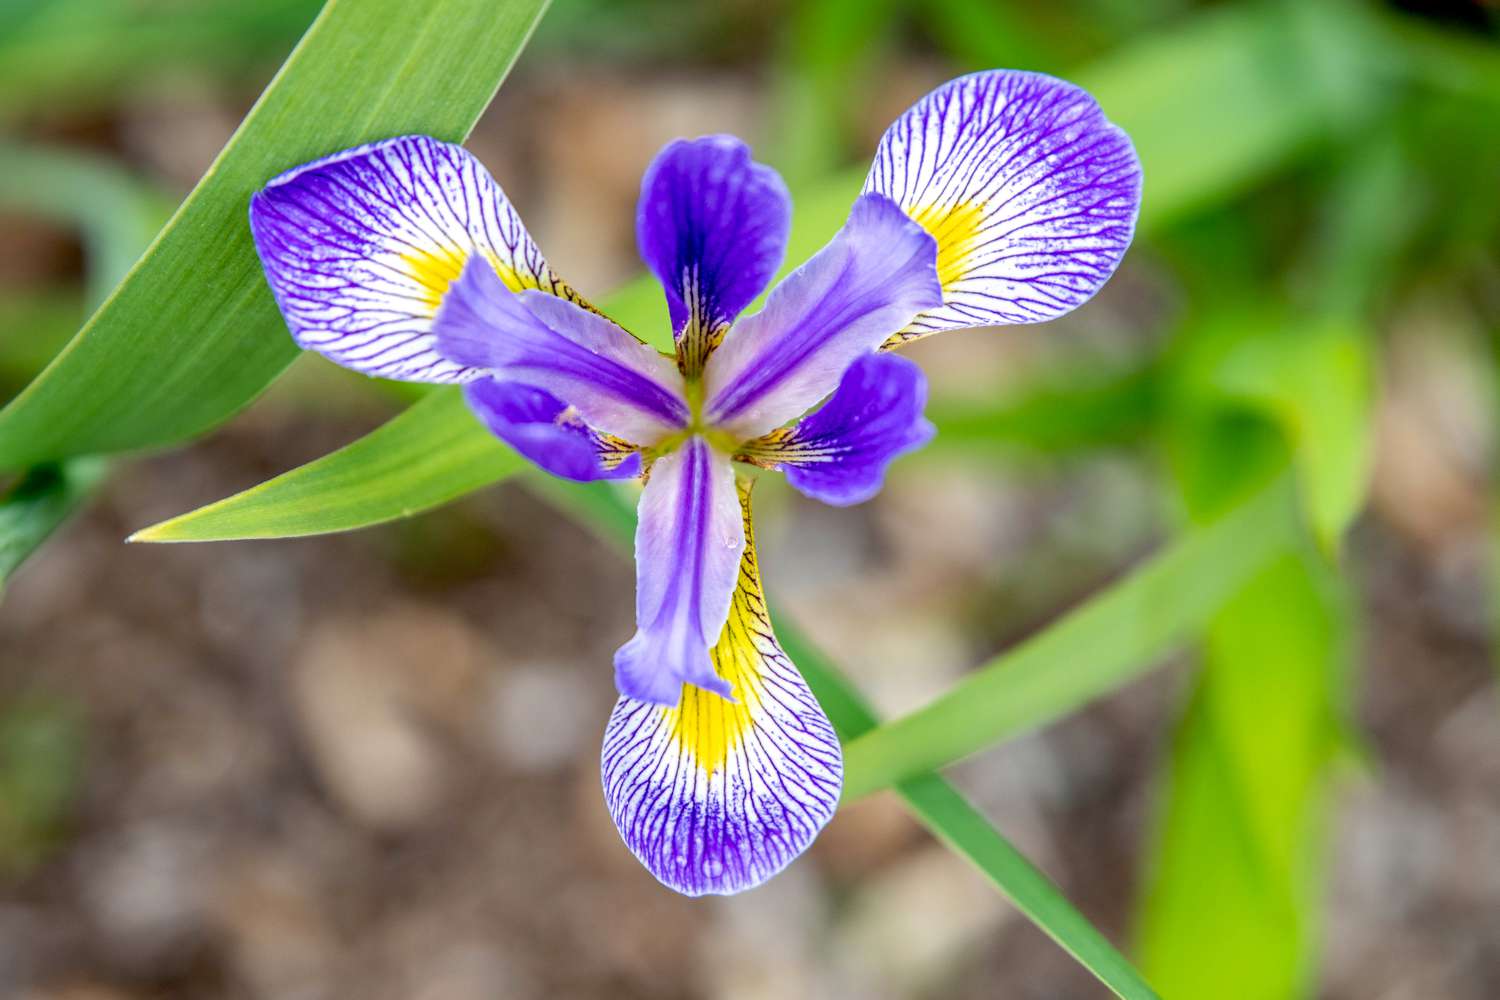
left=433, top=256, right=689, bottom=445
left=744, top=353, right=934, bottom=506
left=866, top=70, right=1141, bottom=344
left=614, top=437, right=745, bottom=705
left=463, top=379, right=642, bottom=483
left=701, top=193, right=941, bottom=440
left=249, top=135, right=591, bottom=382
left=637, top=136, right=791, bottom=376
left=602, top=479, right=843, bottom=895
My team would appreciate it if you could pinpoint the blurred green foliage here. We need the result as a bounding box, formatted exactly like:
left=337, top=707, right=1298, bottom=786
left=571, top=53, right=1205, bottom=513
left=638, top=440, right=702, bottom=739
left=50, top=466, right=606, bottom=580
left=0, top=697, right=84, bottom=874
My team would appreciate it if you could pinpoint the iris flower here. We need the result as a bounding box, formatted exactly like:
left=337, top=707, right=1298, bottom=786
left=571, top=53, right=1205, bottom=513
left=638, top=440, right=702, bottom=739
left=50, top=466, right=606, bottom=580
left=248, top=70, right=1140, bottom=895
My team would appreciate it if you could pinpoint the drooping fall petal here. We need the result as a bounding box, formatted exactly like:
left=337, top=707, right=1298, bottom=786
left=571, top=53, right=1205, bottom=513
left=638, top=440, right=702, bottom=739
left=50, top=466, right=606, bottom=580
left=603, top=480, right=843, bottom=895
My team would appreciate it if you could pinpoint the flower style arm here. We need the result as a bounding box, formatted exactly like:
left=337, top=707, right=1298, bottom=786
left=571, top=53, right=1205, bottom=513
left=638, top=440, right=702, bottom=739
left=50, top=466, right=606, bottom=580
left=463, top=380, right=642, bottom=483
left=615, top=437, right=746, bottom=705
left=432, top=256, right=688, bottom=445
left=701, top=194, right=942, bottom=440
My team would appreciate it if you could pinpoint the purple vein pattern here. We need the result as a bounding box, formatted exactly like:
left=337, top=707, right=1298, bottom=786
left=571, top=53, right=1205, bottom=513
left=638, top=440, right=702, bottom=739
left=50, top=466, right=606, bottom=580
left=865, top=70, right=1141, bottom=343
left=250, top=135, right=588, bottom=382
left=602, top=481, right=843, bottom=895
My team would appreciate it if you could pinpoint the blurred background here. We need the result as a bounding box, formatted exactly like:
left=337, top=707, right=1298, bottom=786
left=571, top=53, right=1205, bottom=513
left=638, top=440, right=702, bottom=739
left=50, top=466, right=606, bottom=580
left=1, top=0, right=1498, bottom=997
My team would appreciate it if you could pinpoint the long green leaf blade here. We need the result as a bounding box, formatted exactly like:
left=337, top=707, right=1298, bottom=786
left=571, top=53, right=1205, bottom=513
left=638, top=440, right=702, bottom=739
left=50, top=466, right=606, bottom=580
left=0, top=0, right=551, bottom=470
left=838, top=473, right=1302, bottom=800
left=132, top=390, right=519, bottom=542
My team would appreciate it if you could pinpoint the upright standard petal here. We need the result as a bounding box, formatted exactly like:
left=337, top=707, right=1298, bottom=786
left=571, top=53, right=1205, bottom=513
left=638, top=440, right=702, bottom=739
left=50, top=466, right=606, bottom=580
left=743, top=353, right=934, bottom=506
left=602, top=480, right=843, bottom=895
left=701, top=194, right=942, bottom=440
left=434, top=257, right=689, bottom=444
left=637, top=136, right=792, bottom=376
left=866, top=70, right=1141, bottom=344
left=249, top=135, right=591, bottom=382
left=463, top=379, right=641, bottom=483
left=614, top=437, right=745, bottom=706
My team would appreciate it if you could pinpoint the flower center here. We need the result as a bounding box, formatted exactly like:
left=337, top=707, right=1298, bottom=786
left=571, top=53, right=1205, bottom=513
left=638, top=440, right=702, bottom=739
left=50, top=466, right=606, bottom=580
left=648, top=374, right=742, bottom=459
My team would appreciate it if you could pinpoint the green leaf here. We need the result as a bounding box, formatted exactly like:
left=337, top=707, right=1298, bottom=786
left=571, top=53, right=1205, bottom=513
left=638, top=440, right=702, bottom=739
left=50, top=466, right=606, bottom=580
left=0, top=0, right=552, bottom=471
left=838, top=472, right=1302, bottom=800
left=895, top=773, right=1160, bottom=1000
left=0, top=460, right=106, bottom=590
left=527, top=473, right=1161, bottom=1000
left=1213, top=321, right=1374, bottom=553
left=139, top=0, right=1391, bottom=542
left=1136, top=550, right=1345, bottom=1000
left=131, top=390, right=520, bottom=542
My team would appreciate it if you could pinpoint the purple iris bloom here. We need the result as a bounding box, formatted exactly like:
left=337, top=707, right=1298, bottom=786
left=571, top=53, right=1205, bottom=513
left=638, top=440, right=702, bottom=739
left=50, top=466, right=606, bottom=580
left=248, top=70, right=1141, bottom=896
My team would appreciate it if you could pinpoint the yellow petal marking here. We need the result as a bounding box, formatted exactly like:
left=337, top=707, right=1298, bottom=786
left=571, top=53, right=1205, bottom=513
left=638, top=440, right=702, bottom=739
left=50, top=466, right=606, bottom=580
left=402, top=245, right=529, bottom=311
left=910, top=200, right=987, bottom=290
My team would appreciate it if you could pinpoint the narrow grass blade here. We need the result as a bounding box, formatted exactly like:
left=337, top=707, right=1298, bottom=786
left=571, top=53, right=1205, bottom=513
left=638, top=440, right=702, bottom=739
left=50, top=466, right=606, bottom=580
left=839, top=472, right=1302, bottom=800
left=0, top=0, right=551, bottom=470
left=896, top=773, right=1159, bottom=1000
left=527, top=472, right=1161, bottom=1000
left=131, top=390, right=520, bottom=542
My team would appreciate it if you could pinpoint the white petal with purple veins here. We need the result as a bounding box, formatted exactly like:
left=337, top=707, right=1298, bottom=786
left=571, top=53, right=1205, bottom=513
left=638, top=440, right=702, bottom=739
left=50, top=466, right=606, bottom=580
left=866, top=70, right=1141, bottom=344
left=250, top=135, right=590, bottom=382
